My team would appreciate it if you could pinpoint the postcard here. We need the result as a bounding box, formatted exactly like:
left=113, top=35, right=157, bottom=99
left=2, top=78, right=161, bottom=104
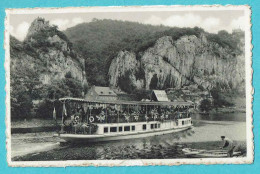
left=5, top=5, right=253, bottom=166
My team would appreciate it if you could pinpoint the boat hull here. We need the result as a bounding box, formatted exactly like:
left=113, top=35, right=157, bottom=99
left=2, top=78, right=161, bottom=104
left=182, top=148, right=241, bottom=158
left=55, top=126, right=192, bottom=143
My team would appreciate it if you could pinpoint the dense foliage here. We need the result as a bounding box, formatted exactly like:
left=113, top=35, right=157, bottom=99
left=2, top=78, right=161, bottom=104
left=207, top=30, right=244, bottom=56
left=199, top=99, right=212, bottom=112
left=210, top=88, right=234, bottom=108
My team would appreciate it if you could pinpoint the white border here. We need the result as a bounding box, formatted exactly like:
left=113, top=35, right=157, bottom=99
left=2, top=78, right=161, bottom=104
left=5, top=5, right=253, bottom=167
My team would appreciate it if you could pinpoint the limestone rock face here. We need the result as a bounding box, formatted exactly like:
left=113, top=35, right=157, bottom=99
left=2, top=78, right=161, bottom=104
left=10, top=18, right=87, bottom=98
left=108, top=34, right=245, bottom=92
left=109, top=51, right=144, bottom=89
left=37, top=48, right=85, bottom=85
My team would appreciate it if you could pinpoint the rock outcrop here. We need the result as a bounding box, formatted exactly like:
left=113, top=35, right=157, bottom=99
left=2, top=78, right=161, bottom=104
left=10, top=18, right=87, bottom=99
left=108, top=34, right=245, bottom=92
left=109, top=51, right=144, bottom=89
left=25, top=17, right=51, bottom=40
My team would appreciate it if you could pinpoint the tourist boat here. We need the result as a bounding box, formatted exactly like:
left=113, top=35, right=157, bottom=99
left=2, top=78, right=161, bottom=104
left=182, top=148, right=241, bottom=158
left=54, top=97, right=194, bottom=143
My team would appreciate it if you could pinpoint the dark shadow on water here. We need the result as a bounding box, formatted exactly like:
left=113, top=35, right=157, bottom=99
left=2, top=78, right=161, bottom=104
left=40, top=130, right=195, bottom=160
left=192, top=112, right=246, bottom=122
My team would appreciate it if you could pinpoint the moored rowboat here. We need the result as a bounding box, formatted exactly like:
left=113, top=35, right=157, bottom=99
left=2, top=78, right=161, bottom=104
left=182, top=148, right=241, bottom=158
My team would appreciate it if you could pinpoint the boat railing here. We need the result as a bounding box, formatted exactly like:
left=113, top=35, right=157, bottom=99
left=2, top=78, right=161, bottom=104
left=62, top=112, right=192, bottom=135
left=61, top=111, right=191, bottom=134
left=62, top=122, right=98, bottom=135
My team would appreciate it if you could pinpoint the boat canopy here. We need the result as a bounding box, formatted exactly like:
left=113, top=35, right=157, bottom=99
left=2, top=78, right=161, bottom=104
left=59, top=97, right=193, bottom=107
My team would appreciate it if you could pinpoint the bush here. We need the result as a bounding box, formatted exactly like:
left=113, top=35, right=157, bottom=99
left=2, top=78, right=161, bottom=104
left=11, top=88, right=33, bottom=119
left=210, top=88, right=234, bottom=108
left=36, top=99, right=53, bottom=118
left=133, top=89, right=152, bottom=101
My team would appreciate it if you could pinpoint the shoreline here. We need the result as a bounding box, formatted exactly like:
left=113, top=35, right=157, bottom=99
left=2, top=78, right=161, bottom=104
left=191, top=107, right=246, bottom=115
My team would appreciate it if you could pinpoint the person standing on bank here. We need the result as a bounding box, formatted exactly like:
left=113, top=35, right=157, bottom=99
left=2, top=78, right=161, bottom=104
left=220, top=136, right=236, bottom=157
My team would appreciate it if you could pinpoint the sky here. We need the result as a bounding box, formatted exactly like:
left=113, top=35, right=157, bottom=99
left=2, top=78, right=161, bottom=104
left=8, top=10, right=246, bottom=41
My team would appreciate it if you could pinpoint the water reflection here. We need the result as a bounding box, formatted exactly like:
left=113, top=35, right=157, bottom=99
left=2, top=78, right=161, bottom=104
left=62, top=129, right=195, bottom=160
left=192, top=112, right=245, bottom=122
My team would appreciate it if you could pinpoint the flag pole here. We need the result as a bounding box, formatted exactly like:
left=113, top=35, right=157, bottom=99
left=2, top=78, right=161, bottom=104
left=61, top=101, right=65, bottom=132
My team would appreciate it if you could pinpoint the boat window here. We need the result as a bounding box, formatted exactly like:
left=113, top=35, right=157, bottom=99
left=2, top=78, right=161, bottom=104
left=182, top=121, right=184, bottom=125
left=110, top=127, right=117, bottom=132
left=132, top=126, right=135, bottom=131
left=155, top=124, right=157, bottom=129
left=151, top=124, right=154, bottom=129
left=104, top=127, right=108, bottom=133
left=158, top=124, right=160, bottom=128
left=143, top=124, right=146, bottom=130
left=119, top=126, right=123, bottom=132
left=124, top=126, right=130, bottom=131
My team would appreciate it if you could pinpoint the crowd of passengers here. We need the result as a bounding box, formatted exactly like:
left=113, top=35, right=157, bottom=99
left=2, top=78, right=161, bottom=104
left=63, top=103, right=191, bottom=125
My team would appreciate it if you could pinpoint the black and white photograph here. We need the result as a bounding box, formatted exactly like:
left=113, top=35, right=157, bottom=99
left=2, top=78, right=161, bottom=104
left=5, top=6, right=253, bottom=166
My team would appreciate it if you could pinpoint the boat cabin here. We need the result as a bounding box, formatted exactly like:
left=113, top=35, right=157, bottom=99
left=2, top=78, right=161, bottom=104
left=58, top=97, right=193, bottom=136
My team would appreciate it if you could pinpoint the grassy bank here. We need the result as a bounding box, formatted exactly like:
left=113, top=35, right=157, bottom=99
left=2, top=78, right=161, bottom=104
left=11, top=118, right=61, bottom=128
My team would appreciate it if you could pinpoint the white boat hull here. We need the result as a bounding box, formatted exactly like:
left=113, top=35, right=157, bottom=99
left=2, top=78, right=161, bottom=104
left=55, top=126, right=192, bottom=143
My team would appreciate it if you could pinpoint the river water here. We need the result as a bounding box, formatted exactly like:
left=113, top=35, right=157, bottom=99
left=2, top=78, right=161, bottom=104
left=12, top=112, right=247, bottom=161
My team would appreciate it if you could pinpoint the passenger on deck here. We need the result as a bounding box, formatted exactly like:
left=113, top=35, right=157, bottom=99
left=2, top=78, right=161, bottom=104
left=79, top=107, right=85, bottom=122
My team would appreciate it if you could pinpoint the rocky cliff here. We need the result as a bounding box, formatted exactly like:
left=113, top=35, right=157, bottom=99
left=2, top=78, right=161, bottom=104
left=10, top=17, right=87, bottom=100
left=108, top=33, right=245, bottom=92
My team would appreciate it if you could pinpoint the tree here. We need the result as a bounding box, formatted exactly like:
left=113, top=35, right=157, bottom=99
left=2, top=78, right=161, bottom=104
left=11, top=85, right=33, bottom=119
left=210, top=87, right=233, bottom=109
left=133, top=89, right=151, bottom=101
left=199, top=99, right=212, bottom=112
left=36, top=99, right=53, bottom=118
left=210, top=88, right=222, bottom=108
left=149, top=74, right=158, bottom=89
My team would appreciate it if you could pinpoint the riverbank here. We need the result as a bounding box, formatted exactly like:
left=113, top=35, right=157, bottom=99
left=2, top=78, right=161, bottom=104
left=209, top=107, right=246, bottom=114
left=11, top=118, right=61, bottom=128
